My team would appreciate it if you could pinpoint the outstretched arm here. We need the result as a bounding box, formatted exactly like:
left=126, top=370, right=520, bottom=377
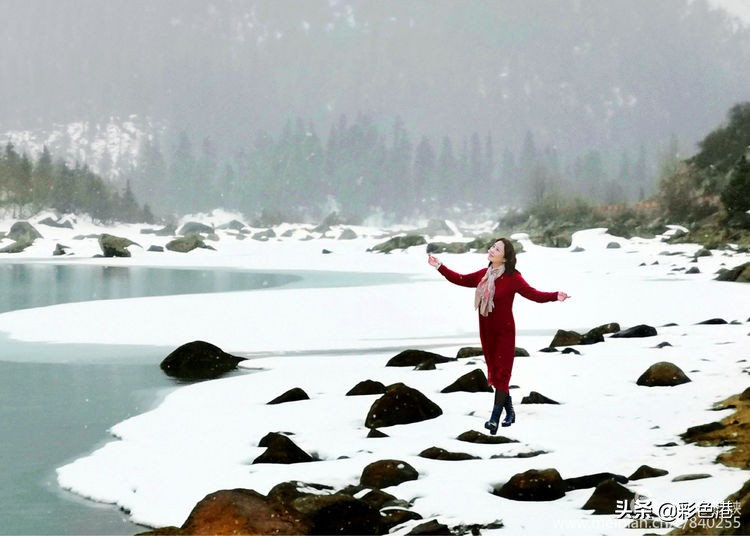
left=515, top=273, right=565, bottom=303
left=428, top=255, right=485, bottom=288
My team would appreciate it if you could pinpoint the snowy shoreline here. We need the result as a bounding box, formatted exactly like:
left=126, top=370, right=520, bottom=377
left=2, top=212, right=750, bottom=534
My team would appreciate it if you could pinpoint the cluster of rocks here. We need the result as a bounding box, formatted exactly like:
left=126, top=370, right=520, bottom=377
left=147, top=320, right=741, bottom=534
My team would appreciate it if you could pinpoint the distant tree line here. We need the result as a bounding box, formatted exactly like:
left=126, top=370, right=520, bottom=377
left=126, top=113, right=657, bottom=223
left=0, top=142, right=153, bottom=222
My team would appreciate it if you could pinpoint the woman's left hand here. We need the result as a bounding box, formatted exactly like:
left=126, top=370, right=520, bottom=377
left=557, top=292, right=570, bottom=301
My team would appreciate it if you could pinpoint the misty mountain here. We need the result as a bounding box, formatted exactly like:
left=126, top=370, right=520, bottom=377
left=1, top=0, right=749, bottom=219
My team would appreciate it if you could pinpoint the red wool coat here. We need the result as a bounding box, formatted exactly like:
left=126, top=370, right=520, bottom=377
left=438, top=265, right=558, bottom=393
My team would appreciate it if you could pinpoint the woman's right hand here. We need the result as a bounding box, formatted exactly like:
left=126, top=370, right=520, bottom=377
left=427, top=254, right=442, bottom=268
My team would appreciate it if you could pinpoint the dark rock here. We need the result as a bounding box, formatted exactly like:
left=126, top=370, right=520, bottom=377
left=539, top=347, right=559, bottom=353
left=414, top=359, right=436, bottom=370
left=697, top=318, right=728, bottom=325
left=360, top=459, right=419, bottom=488
left=562, top=347, right=581, bottom=355
left=694, top=247, right=712, bottom=258
left=550, top=329, right=582, bottom=347
left=369, top=235, right=427, bottom=253
left=606, top=241, right=621, bottom=249
left=367, top=428, right=389, bottom=438
left=587, top=321, right=620, bottom=335
left=290, top=492, right=381, bottom=535
left=53, top=243, right=70, bottom=256
left=254, top=433, right=314, bottom=464
left=406, top=519, right=452, bottom=535
left=321, top=248, right=333, bottom=254
left=636, top=361, right=691, bottom=386
left=178, top=488, right=310, bottom=535
left=521, top=391, right=560, bottom=404
left=493, top=468, right=567, bottom=501
left=386, top=349, right=454, bottom=367
left=148, top=245, right=164, bottom=252
left=629, top=465, right=669, bottom=480
left=8, top=221, right=42, bottom=243
left=581, top=479, right=636, bottom=514
left=611, top=324, right=657, bottom=338
left=159, top=340, right=246, bottom=380
left=491, top=450, right=548, bottom=459
left=178, top=221, right=213, bottom=235
left=716, top=262, right=750, bottom=282
left=268, top=387, right=310, bottom=405
left=154, top=224, right=177, bottom=236
left=680, top=421, right=725, bottom=442
left=456, top=347, right=483, bottom=359
left=418, top=447, right=479, bottom=461
left=166, top=233, right=214, bottom=253
left=357, top=488, right=398, bottom=510
left=564, top=472, right=628, bottom=491
left=654, top=341, right=672, bottom=348
left=686, top=267, right=701, bottom=274
left=580, top=330, right=605, bottom=345
left=365, top=383, right=442, bottom=428
left=440, top=369, right=493, bottom=393
left=380, top=508, right=423, bottom=532
left=311, top=211, right=343, bottom=233
left=515, top=347, right=530, bottom=356
left=98, top=233, right=139, bottom=257
left=346, top=380, right=387, bottom=396
left=456, top=430, right=518, bottom=444
left=38, top=216, right=73, bottom=229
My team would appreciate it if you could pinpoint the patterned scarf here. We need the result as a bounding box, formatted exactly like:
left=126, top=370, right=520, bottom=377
left=474, top=265, right=505, bottom=317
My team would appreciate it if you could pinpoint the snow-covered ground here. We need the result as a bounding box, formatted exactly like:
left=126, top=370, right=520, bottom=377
left=1, top=210, right=749, bottom=534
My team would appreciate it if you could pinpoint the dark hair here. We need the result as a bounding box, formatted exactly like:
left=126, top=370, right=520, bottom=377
left=487, top=237, right=518, bottom=274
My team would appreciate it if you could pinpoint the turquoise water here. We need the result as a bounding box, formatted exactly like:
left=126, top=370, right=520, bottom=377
left=0, top=263, right=409, bottom=535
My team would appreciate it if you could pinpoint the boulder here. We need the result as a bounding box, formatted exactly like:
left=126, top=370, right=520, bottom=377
left=346, top=380, right=387, bottom=396
left=380, top=508, right=424, bottom=532
left=386, top=349, right=454, bottom=367
left=426, top=241, right=471, bottom=254
left=406, top=519, right=452, bottom=535
left=493, top=468, right=567, bottom=501
left=456, top=430, right=518, bottom=444
left=338, top=228, right=358, bottom=240
left=252, top=229, right=276, bottom=241
left=365, top=383, right=442, bottom=428
left=716, top=262, right=750, bottom=283
left=636, top=361, right=691, bottom=387
left=697, top=317, right=728, bottom=325
left=267, top=387, right=309, bottom=405
left=564, top=472, right=628, bottom=491
left=165, top=233, right=214, bottom=253
left=159, top=340, right=246, bottom=380
left=440, top=369, right=493, bottom=393
left=521, top=391, right=560, bottom=404
left=360, top=459, right=419, bottom=488
left=216, top=219, right=246, bottom=231
left=98, top=233, right=139, bottom=257
left=53, top=243, right=70, bottom=256
left=163, top=481, right=383, bottom=536
left=8, top=221, right=42, bottom=243
left=178, top=221, right=213, bottom=235
left=456, top=347, right=483, bottom=359
left=610, top=324, right=657, bottom=338
left=550, top=329, right=583, bottom=347
left=628, top=465, right=669, bottom=480
left=587, top=323, right=621, bottom=337
left=418, top=447, right=479, bottom=461
left=38, top=216, right=74, bottom=229
left=369, top=234, right=427, bottom=253
left=178, top=488, right=310, bottom=535
left=253, top=432, right=314, bottom=464
left=581, top=479, right=636, bottom=514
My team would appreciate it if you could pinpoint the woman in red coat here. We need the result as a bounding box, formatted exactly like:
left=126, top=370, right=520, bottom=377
left=428, top=237, right=569, bottom=434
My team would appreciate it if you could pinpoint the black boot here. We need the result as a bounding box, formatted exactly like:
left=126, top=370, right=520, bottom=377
left=501, top=394, right=515, bottom=427
left=484, top=389, right=507, bottom=436
left=483, top=403, right=503, bottom=435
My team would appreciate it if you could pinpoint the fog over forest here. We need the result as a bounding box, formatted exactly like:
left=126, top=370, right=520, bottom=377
left=1, top=0, right=749, bottom=222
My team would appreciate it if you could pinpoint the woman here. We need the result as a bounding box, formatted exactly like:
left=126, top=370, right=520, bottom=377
left=428, top=238, right=569, bottom=434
